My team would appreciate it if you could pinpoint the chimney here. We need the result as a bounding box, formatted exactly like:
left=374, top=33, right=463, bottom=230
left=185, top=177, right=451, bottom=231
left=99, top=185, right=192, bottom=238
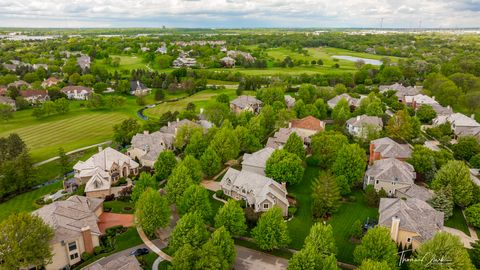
left=390, top=216, right=400, bottom=243
left=356, top=115, right=361, bottom=121
left=200, top=108, right=204, bottom=114
left=447, top=105, right=451, bottom=110
left=98, top=146, right=103, bottom=152
left=288, top=122, right=292, bottom=128
left=81, top=226, right=94, bottom=254
left=144, top=130, right=149, bottom=135
left=281, top=182, right=287, bottom=191
left=432, top=96, right=435, bottom=100
left=174, top=127, right=178, bottom=135
left=176, top=118, right=179, bottom=123
left=471, top=114, right=475, bottom=119
left=167, top=121, right=171, bottom=127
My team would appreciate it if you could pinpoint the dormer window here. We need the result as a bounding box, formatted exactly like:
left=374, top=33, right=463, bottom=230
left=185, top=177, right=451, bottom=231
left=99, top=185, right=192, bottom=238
left=242, top=188, right=246, bottom=194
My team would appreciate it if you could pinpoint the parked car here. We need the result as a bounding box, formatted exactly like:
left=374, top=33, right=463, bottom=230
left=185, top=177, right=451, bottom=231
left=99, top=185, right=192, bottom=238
left=130, top=248, right=149, bottom=256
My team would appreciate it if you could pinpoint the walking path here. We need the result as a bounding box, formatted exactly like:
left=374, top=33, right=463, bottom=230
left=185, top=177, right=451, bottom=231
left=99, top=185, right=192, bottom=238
left=152, top=256, right=164, bottom=270
left=137, top=226, right=172, bottom=261
left=33, top=141, right=112, bottom=167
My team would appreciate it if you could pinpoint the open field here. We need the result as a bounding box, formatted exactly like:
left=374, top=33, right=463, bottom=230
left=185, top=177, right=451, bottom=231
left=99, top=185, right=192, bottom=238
left=0, top=97, right=143, bottom=162
left=102, top=55, right=148, bottom=73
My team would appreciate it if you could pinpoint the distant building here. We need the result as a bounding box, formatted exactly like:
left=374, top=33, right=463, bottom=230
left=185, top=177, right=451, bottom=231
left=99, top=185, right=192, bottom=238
left=0, top=96, right=16, bottom=110
left=284, top=95, right=296, bottom=108
left=327, top=93, right=365, bottom=109
left=159, top=118, right=201, bottom=135
left=33, top=63, right=48, bottom=70
left=130, top=80, right=151, bottom=96
left=241, top=147, right=275, bottom=176
left=7, top=80, right=30, bottom=89
left=0, top=85, right=7, bottom=96
left=404, top=94, right=438, bottom=109
left=379, top=83, right=422, bottom=103
left=127, top=131, right=175, bottom=168
left=19, top=89, right=50, bottom=103
left=220, top=56, right=236, bottom=68
left=41, top=77, right=61, bottom=88
left=84, top=255, right=141, bottom=270
left=173, top=57, right=197, bottom=68
left=369, top=137, right=412, bottom=164
left=230, top=95, right=263, bottom=114
left=156, top=43, right=167, bottom=54
left=364, top=158, right=416, bottom=196
left=61, top=86, right=93, bottom=100
left=77, top=55, right=91, bottom=71
left=346, top=115, right=383, bottom=138
left=227, top=50, right=255, bottom=63
left=432, top=112, right=480, bottom=139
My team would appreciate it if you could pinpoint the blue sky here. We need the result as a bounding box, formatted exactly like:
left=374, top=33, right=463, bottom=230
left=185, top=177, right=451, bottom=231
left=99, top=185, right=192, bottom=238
left=0, top=0, right=479, bottom=28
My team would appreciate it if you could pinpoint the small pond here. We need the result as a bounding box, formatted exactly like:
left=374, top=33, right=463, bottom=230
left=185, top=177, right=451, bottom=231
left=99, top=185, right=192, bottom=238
left=332, top=55, right=383, bottom=66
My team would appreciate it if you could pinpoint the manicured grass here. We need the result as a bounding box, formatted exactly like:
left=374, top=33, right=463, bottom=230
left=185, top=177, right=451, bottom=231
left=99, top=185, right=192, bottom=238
left=0, top=96, right=144, bottom=162
left=234, top=238, right=293, bottom=260
left=445, top=206, right=470, bottom=236
left=0, top=181, right=62, bottom=220
left=327, top=190, right=379, bottom=264
left=103, top=200, right=135, bottom=214
left=207, top=190, right=226, bottom=225
left=141, top=253, right=159, bottom=269
left=287, top=166, right=319, bottom=249
left=102, top=55, right=149, bottom=73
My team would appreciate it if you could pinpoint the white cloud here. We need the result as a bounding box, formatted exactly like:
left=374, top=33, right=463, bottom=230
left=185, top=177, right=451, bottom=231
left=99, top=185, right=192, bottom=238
left=0, top=0, right=478, bottom=28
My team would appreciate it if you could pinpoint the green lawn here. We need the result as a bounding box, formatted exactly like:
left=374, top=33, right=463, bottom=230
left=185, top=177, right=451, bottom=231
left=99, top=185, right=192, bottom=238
left=101, top=55, right=149, bottom=73
left=445, top=207, right=470, bottom=236
left=287, top=166, right=319, bottom=249
left=0, top=96, right=144, bottom=162
left=207, top=190, right=226, bottom=225
left=327, top=190, right=379, bottom=264
left=103, top=200, right=135, bottom=214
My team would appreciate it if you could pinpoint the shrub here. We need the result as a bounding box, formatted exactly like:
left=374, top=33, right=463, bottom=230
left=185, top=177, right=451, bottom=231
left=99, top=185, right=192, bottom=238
left=93, top=246, right=104, bottom=255
left=350, top=219, right=364, bottom=239
left=81, top=252, right=92, bottom=261
left=288, top=206, right=297, bottom=217
left=465, top=203, right=480, bottom=228
left=215, top=190, right=228, bottom=200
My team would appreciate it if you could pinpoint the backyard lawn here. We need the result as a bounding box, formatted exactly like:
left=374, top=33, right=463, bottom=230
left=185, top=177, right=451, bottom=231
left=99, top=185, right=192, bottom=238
left=445, top=206, right=470, bottom=236
left=103, top=200, right=135, bottom=214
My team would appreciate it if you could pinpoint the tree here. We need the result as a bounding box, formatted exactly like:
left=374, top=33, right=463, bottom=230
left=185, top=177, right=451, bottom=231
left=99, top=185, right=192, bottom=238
left=408, top=145, right=453, bottom=181
left=169, top=211, right=210, bottom=252
left=165, top=164, right=195, bottom=204
left=312, top=172, right=341, bottom=218
left=178, top=185, right=212, bottom=219
left=0, top=103, right=14, bottom=121
left=113, top=118, right=141, bottom=146
left=465, top=203, right=480, bottom=228
left=409, top=232, right=474, bottom=270
left=265, top=149, right=304, bottom=185
left=131, top=172, right=157, bottom=204
left=353, top=226, right=398, bottom=268
left=432, top=160, right=474, bottom=207
left=200, top=146, right=222, bottom=178
left=184, top=131, right=208, bottom=158
left=251, top=206, right=290, bottom=250
left=332, top=144, right=366, bottom=188
left=204, top=101, right=232, bottom=126
left=0, top=212, right=54, bottom=269
left=416, top=104, right=437, bottom=123
left=154, top=150, right=177, bottom=180
left=470, top=153, right=480, bottom=168
left=216, top=93, right=230, bottom=104
left=350, top=219, right=364, bottom=239
left=210, top=122, right=240, bottom=163
left=178, top=155, right=203, bottom=183
left=357, top=259, right=391, bottom=270
left=214, top=199, right=247, bottom=236
left=386, top=109, right=420, bottom=140
left=331, top=98, right=351, bottom=124
left=453, top=136, right=480, bottom=161
left=58, top=147, right=70, bottom=176
left=207, top=227, right=236, bottom=267
left=135, top=188, right=170, bottom=238
left=428, top=187, right=454, bottom=220
left=174, top=125, right=204, bottom=150
left=471, top=240, right=480, bottom=269
left=288, top=223, right=337, bottom=270
left=314, top=98, right=328, bottom=119
left=171, top=244, right=199, bottom=270
left=235, top=125, right=262, bottom=153
left=283, top=132, right=305, bottom=160
left=310, top=131, right=348, bottom=169
left=364, top=184, right=380, bottom=207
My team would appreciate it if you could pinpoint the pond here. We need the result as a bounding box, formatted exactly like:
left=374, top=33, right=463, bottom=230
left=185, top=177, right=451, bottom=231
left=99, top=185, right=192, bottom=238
left=332, top=55, right=383, bottom=66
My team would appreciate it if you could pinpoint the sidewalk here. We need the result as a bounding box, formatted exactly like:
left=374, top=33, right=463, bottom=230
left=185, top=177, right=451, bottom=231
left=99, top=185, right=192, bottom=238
left=137, top=226, right=172, bottom=261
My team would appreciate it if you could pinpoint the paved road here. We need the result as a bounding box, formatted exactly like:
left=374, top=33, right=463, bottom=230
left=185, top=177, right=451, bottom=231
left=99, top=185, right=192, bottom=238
left=33, top=141, right=112, bottom=167
left=234, top=245, right=288, bottom=270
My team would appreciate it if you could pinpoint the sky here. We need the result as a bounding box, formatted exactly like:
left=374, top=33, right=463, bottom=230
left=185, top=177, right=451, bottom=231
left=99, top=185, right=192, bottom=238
left=0, top=0, right=479, bottom=28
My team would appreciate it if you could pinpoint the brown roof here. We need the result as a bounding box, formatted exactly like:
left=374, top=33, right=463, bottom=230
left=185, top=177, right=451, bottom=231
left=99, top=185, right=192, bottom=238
left=290, top=116, right=324, bottom=131
left=42, top=77, right=60, bottom=85
left=61, top=85, right=93, bottom=93
left=0, top=85, right=7, bottom=96
left=20, top=89, right=49, bottom=98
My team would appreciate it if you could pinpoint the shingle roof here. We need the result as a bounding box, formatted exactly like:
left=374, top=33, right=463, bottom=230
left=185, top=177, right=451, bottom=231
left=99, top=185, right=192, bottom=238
left=242, top=147, right=275, bottom=170
left=346, top=115, right=383, bottom=128
left=73, top=147, right=139, bottom=173
left=396, top=184, right=434, bottom=202
left=327, top=93, right=364, bottom=108
left=379, top=198, right=443, bottom=243
left=159, top=119, right=200, bottom=134
left=0, top=96, right=15, bottom=105
left=130, top=131, right=174, bottom=162
left=290, top=116, right=324, bottom=131
left=230, top=95, right=263, bottom=109
left=61, top=85, right=93, bottom=94
left=371, top=137, right=412, bottom=159
left=19, top=89, right=49, bottom=98
left=366, top=158, right=415, bottom=185
left=85, top=255, right=141, bottom=270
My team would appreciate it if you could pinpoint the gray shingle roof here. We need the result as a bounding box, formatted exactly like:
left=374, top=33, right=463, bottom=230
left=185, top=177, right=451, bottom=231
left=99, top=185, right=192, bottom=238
left=346, top=115, right=383, bottom=128
left=159, top=119, right=200, bottom=134
left=371, top=137, right=412, bottom=159
left=366, top=158, right=415, bottom=185
left=396, top=184, right=434, bottom=202
left=242, top=147, right=275, bottom=170
left=130, top=131, right=174, bottom=162
left=230, top=95, right=263, bottom=109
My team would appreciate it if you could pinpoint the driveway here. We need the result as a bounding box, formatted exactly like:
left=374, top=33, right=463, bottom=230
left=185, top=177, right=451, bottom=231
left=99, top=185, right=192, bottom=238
left=98, top=213, right=134, bottom=233
left=443, top=226, right=477, bottom=248
left=234, top=245, right=288, bottom=270
left=201, top=180, right=221, bottom=192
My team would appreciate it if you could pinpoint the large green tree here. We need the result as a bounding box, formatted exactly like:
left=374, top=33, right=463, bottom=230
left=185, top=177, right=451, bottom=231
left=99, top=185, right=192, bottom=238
left=283, top=132, right=306, bottom=160
left=178, top=184, right=212, bottom=219
left=135, top=188, right=171, bottom=238
left=251, top=206, right=290, bottom=250
left=386, top=109, right=420, bottom=141
left=112, top=118, right=141, bottom=146
left=428, top=187, right=454, bottom=220
left=214, top=199, right=247, bottom=236
left=416, top=104, right=437, bottom=123
left=154, top=150, right=177, bottom=180
left=131, top=172, right=157, bottom=204
left=265, top=149, right=305, bottom=185
left=165, top=164, right=195, bottom=204
left=353, top=227, right=398, bottom=268
left=169, top=211, right=210, bottom=252
left=0, top=212, right=54, bottom=269
left=432, top=160, right=474, bottom=207
left=465, top=203, right=480, bottom=228
left=210, top=122, right=240, bottom=162
left=357, top=259, right=391, bottom=270
left=332, top=144, right=367, bottom=188
left=408, top=145, right=453, bottom=181
left=310, top=131, right=348, bottom=168
left=331, top=98, right=351, bottom=124
left=312, top=172, right=341, bottom=218
left=200, top=146, right=223, bottom=178
left=453, top=136, right=480, bottom=161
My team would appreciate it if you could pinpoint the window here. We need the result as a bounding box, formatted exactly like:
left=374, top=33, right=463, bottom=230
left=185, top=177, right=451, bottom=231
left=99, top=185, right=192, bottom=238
left=406, top=237, right=412, bottom=243
left=263, top=203, right=269, bottom=209
left=392, top=182, right=396, bottom=186
left=242, top=188, right=246, bottom=194
left=68, top=241, right=77, bottom=252
left=375, top=180, right=379, bottom=184
left=70, top=253, right=79, bottom=260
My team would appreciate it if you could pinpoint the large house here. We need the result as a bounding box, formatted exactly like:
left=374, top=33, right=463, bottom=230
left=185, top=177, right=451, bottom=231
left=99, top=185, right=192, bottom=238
left=173, top=57, right=197, bottom=68
left=61, top=86, right=93, bottom=100
left=379, top=198, right=444, bottom=250
left=20, top=89, right=50, bottom=103
left=241, top=147, right=275, bottom=176
left=230, top=95, right=263, bottom=114
left=379, top=83, right=422, bottom=103
left=0, top=96, right=16, bottom=110
left=369, top=137, right=412, bottom=164
left=8, top=80, right=30, bottom=89
left=432, top=112, right=480, bottom=139
left=220, top=56, right=236, bottom=68
left=33, top=195, right=103, bottom=270
left=220, top=168, right=289, bottom=216
left=327, top=93, right=365, bottom=110
left=130, top=80, right=151, bottom=96
left=42, top=77, right=61, bottom=88
left=159, top=118, right=201, bottom=135
left=77, top=55, right=91, bottom=71
left=84, top=255, right=141, bottom=270
left=73, top=147, right=139, bottom=197
left=346, top=115, right=383, bottom=138
left=404, top=94, right=438, bottom=109
left=364, top=158, right=415, bottom=196
left=127, top=131, right=175, bottom=168
left=284, top=95, right=296, bottom=108
left=266, top=116, right=324, bottom=149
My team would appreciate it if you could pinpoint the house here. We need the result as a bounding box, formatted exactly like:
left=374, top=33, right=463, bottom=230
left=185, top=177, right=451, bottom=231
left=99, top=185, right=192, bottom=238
left=20, top=89, right=50, bottom=103
left=84, top=255, right=141, bottom=270
left=327, top=93, right=364, bottom=109
left=404, top=94, right=438, bottom=109
left=32, top=195, right=104, bottom=270
left=156, top=43, right=167, bottom=54
left=396, top=184, right=434, bottom=202
left=227, top=50, right=255, bottom=63
left=241, top=147, right=275, bottom=176
left=77, top=55, right=91, bottom=70
left=130, top=80, right=151, bottom=96
left=364, top=158, right=415, bottom=196
left=159, top=118, right=201, bottom=135
left=379, top=198, right=443, bottom=250
left=0, top=85, right=7, bottom=96
left=284, top=95, right=296, bottom=108
left=289, top=116, right=325, bottom=137
left=0, top=96, right=16, bottom=110
left=432, top=112, right=480, bottom=139
left=141, top=47, right=150, bottom=52
left=173, top=57, right=197, bottom=68
left=2, top=63, right=17, bottom=71
left=127, top=131, right=175, bottom=168
left=61, top=85, right=93, bottom=100
left=379, top=83, right=422, bottom=103
left=33, top=63, right=48, bottom=70
left=230, top=95, right=263, bottom=114
left=220, top=56, right=236, bottom=68
left=369, top=137, right=412, bottom=164
left=346, top=115, right=383, bottom=138
left=73, top=146, right=139, bottom=187
left=220, top=168, right=289, bottom=216
left=7, top=80, right=30, bottom=89
left=41, top=77, right=61, bottom=88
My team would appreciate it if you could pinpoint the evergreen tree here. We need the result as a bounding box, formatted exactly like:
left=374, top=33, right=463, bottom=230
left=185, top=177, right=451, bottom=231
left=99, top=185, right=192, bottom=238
left=432, top=160, right=474, bottom=207
left=131, top=172, right=157, bottom=204
left=200, top=146, right=222, bottom=177
left=252, top=207, right=290, bottom=250
left=154, top=150, right=177, bottom=180
left=312, top=172, right=341, bottom=218
left=283, top=132, right=306, bottom=160
left=170, top=211, right=210, bottom=253
left=428, top=187, right=454, bottom=220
